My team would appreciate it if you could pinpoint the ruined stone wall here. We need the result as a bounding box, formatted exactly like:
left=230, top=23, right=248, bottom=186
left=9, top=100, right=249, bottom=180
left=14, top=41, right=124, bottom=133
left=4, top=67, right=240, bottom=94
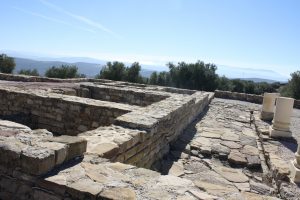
left=215, top=90, right=300, bottom=109
left=214, top=90, right=263, bottom=104
left=76, top=84, right=169, bottom=106
left=114, top=92, right=214, bottom=168
left=0, top=75, right=216, bottom=199
left=0, top=72, right=97, bottom=83
left=0, top=88, right=136, bottom=135
left=77, top=92, right=213, bottom=169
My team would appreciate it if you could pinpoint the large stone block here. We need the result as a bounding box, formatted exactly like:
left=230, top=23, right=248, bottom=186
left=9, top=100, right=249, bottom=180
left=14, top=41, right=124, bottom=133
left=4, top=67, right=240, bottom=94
left=21, top=146, right=55, bottom=175
left=47, top=136, right=87, bottom=161
left=36, top=142, right=67, bottom=165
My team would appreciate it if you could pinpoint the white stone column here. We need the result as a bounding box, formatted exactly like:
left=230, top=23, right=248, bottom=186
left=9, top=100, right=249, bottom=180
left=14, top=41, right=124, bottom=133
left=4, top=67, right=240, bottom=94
left=291, top=145, right=300, bottom=183
left=269, top=97, right=294, bottom=138
left=260, top=93, right=280, bottom=121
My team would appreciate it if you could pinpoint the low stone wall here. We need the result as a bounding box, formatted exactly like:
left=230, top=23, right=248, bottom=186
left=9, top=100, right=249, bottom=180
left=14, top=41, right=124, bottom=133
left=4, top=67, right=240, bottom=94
left=0, top=73, right=196, bottom=95
left=114, top=92, right=214, bottom=168
left=0, top=73, right=98, bottom=83
left=0, top=87, right=137, bottom=135
left=78, top=83, right=169, bottom=106
left=0, top=92, right=214, bottom=200
left=214, top=90, right=263, bottom=104
left=215, top=90, right=300, bottom=109
left=0, top=75, right=216, bottom=199
left=76, top=92, right=213, bottom=169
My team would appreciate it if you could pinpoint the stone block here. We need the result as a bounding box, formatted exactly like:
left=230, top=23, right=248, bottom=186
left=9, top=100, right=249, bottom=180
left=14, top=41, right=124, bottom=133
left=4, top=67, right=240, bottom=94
left=269, top=126, right=292, bottom=138
left=88, top=142, right=119, bottom=159
left=67, top=178, right=103, bottom=199
left=21, top=146, right=55, bottom=175
left=0, top=140, right=24, bottom=169
left=228, top=150, right=247, bottom=166
left=47, top=135, right=87, bottom=161
left=290, top=160, right=300, bottom=183
left=100, top=187, right=136, bottom=200
left=36, top=142, right=67, bottom=165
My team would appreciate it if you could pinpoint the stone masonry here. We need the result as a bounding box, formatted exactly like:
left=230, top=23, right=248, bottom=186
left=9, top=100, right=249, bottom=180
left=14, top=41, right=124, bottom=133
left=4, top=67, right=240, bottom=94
left=0, top=73, right=299, bottom=200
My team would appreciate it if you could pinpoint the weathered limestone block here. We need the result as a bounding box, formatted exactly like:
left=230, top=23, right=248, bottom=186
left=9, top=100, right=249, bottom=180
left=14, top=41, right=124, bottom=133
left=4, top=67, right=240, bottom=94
left=21, top=146, right=55, bottom=175
left=36, top=142, right=67, bottom=165
left=270, top=97, right=294, bottom=138
left=88, top=143, right=119, bottom=159
left=260, top=93, right=279, bottom=121
left=100, top=187, right=136, bottom=200
left=228, top=150, right=247, bottom=166
left=194, top=180, right=238, bottom=197
left=291, top=145, right=300, bottom=183
left=268, top=153, right=290, bottom=181
left=0, top=139, right=25, bottom=169
left=46, top=135, right=87, bottom=161
left=213, top=166, right=249, bottom=183
left=67, top=178, right=104, bottom=199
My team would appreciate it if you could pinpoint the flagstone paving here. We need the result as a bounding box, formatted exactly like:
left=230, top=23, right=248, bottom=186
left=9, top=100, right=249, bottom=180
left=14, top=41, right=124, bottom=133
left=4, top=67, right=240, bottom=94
left=155, top=98, right=300, bottom=199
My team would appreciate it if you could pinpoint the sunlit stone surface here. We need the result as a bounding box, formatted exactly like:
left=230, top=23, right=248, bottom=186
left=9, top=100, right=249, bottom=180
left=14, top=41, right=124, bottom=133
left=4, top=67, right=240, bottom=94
left=270, top=97, right=294, bottom=138
left=260, top=93, right=279, bottom=121
left=291, top=145, right=300, bottom=183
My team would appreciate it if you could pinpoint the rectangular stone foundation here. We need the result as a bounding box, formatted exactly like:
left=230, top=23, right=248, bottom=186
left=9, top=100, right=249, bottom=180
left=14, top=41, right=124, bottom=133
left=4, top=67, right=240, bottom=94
left=0, top=75, right=214, bottom=199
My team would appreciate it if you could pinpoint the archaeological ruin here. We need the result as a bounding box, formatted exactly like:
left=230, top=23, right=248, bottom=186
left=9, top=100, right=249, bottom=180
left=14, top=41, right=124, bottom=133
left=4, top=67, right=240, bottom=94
left=0, top=73, right=300, bottom=200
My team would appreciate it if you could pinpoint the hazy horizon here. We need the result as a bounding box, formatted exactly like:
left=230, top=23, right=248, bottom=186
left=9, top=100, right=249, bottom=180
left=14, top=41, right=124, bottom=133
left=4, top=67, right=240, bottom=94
left=1, top=0, right=299, bottom=79
left=5, top=51, right=289, bottom=82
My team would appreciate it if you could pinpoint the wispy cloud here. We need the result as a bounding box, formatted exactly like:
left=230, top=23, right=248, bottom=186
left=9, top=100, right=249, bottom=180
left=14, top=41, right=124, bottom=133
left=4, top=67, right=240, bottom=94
left=13, top=7, right=96, bottom=34
left=39, top=0, right=121, bottom=39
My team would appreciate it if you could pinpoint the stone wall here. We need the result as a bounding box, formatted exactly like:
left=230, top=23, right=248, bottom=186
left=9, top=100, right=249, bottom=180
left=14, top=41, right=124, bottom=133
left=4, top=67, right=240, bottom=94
left=0, top=75, right=216, bottom=199
left=77, top=83, right=169, bottom=106
left=76, top=92, right=213, bottom=169
left=0, top=87, right=137, bottom=135
left=215, top=90, right=300, bottom=109
left=0, top=72, right=97, bottom=83
left=0, top=91, right=214, bottom=200
left=114, top=92, right=214, bottom=168
left=214, top=90, right=263, bottom=104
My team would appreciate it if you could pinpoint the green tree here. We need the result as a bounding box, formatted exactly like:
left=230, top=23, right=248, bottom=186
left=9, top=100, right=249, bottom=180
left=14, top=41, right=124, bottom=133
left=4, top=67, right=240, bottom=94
left=282, top=71, right=300, bottom=99
left=231, top=79, right=245, bottom=93
left=149, top=72, right=158, bottom=85
left=166, top=61, right=218, bottom=91
left=156, top=71, right=171, bottom=86
left=217, top=76, right=233, bottom=91
left=98, top=61, right=126, bottom=81
left=0, top=54, right=15, bottom=73
left=45, top=65, right=84, bottom=79
left=244, top=81, right=255, bottom=94
left=18, top=69, right=40, bottom=76
left=125, top=62, right=143, bottom=83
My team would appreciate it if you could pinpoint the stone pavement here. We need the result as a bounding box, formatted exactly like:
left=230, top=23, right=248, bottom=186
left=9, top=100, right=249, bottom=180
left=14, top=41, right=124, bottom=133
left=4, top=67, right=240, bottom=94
left=155, top=98, right=300, bottom=199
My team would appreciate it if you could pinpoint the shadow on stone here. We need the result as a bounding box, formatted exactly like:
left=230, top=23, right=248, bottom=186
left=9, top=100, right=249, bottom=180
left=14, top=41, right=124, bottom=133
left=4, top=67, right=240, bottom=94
left=153, top=106, right=210, bottom=174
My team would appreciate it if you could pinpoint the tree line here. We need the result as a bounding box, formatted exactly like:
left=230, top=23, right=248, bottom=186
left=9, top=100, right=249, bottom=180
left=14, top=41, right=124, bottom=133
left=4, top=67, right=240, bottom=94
left=0, top=53, right=299, bottom=99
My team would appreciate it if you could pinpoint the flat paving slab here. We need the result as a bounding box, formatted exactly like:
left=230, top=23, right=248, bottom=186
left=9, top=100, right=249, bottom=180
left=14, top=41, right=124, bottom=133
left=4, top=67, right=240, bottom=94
left=157, top=98, right=300, bottom=199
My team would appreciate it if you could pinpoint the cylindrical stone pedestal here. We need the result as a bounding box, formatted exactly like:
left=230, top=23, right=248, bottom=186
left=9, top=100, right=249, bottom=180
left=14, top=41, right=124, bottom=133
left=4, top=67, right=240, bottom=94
left=291, top=146, right=300, bottom=183
left=260, top=93, right=280, bottom=121
left=269, top=97, right=294, bottom=138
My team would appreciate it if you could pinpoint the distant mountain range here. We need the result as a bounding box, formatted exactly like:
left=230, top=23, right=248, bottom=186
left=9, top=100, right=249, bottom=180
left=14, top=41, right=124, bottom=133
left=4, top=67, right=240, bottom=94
left=14, top=57, right=102, bottom=77
left=7, top=53, right=289, bottom=83
left=13, top=57, right=155, bottom=78
left=216, top=65, right=288, bottom=83
left=239, top=78, right=281, bottom=84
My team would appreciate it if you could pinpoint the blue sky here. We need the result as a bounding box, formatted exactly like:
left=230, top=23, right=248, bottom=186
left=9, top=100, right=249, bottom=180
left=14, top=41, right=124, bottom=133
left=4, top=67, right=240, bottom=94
left=0, top=0, right=299, bottom=77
